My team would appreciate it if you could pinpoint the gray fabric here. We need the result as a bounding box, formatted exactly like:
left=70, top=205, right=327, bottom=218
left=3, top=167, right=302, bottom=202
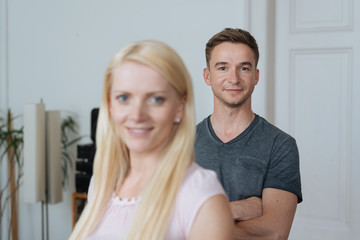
left=195, top=115, right=302, bottom=203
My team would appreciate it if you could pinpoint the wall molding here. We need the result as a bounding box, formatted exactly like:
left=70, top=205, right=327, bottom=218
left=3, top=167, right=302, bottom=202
left=243, top=0, right=250, bottom=30
left=289, top=48, right=352, bottom=230
left=248, top=0, right=276, bottom=122
left=0, top=0, right=9, bottom=111
left=290, top=0, right=353, bottom=33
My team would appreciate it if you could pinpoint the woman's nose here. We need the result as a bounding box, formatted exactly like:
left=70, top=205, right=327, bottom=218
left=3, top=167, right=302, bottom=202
left=129, top=100, right=147, bottom=122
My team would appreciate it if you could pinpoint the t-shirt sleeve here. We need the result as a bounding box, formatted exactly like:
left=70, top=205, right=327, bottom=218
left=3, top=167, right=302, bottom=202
left=264, top=136, right=303, bottom=203
left=176, top=164, right=227, bottom=237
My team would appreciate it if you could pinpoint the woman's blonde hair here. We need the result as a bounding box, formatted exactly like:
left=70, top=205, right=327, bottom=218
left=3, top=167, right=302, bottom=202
left=69, top=40, right=195, bottom=240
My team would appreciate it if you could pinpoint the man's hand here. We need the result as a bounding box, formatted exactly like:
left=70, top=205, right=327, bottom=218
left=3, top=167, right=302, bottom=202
left=230, top=196, right=263, bottom=221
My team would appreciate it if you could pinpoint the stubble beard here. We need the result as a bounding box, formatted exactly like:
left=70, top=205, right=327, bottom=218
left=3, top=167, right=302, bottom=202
left=214, top=87, right=254, bottom=109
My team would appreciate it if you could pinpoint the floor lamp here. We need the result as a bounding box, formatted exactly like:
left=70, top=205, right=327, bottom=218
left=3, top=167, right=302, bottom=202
left=23, top=101, right=63, bottom=240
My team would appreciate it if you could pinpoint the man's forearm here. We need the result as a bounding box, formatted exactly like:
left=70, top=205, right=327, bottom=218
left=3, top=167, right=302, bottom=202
left=234, top=217, right=287, bottom=240
left=230, top=197, right=262, bottom=221
left=233, top=189, right=298, bottom=240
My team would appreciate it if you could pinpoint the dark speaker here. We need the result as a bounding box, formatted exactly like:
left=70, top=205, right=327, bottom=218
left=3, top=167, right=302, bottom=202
left=75, top=108, right=99, bottom=193
left=75, top=173, right=92, bottom=193
left=91, top=108, right=99, bottom=143
left=77, top=143, right=96, bottom=162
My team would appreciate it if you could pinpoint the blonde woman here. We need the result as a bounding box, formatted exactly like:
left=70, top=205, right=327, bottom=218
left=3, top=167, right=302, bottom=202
left=69, top=40, right=234, bottom=240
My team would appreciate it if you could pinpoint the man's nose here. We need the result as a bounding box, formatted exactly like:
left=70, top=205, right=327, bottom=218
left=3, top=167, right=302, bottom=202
left=229, top=68, right=240, bottom=84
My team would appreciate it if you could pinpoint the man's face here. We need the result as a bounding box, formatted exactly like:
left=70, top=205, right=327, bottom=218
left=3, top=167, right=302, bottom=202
left=204, top=42, right=259, bottom=109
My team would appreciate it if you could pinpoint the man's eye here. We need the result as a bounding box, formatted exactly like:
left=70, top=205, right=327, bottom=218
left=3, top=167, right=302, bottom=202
left=218, top=66, right=226, bottom=71
left=241, top=67, right=250, bottom=71
left=116, top=95, right=128, bottom=102
left=151, top=96, right=165, bottom=103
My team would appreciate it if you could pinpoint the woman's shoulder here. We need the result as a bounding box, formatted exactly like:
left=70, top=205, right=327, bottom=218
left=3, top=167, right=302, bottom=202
left=180, top=162, right=226, bottom=199
left=171, top=162, right=227, bottom=238
left=185, top=162, right=219, bottom=182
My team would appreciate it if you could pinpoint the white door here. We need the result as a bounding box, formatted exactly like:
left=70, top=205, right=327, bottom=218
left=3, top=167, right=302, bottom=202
left=274, top=0, right=360, bottom=239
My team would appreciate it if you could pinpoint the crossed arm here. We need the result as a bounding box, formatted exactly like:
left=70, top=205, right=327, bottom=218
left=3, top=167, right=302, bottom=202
left=231, top=188, right=298, bottom=240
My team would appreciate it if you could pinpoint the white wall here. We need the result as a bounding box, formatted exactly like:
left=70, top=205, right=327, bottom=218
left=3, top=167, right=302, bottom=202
left=5, top=0, right=253, bottom=125
left=1, top=0, right=271, bottom=239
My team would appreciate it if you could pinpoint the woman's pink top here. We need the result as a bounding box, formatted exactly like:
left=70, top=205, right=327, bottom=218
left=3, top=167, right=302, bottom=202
left=86, top=162, right=226, bottom=240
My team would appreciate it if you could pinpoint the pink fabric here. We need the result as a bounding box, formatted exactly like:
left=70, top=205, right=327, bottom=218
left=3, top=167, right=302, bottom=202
left=86, top=162, right=226, bottom=240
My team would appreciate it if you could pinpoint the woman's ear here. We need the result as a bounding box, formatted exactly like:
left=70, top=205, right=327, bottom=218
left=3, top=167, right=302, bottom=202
left=174, top=95, right=186, bottom=123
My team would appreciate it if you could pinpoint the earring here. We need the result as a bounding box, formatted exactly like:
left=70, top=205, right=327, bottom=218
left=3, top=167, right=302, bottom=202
left=175, top=117, right=181, bottom=123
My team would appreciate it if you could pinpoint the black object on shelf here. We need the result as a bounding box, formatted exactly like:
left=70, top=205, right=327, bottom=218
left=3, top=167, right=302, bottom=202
left=77, top=143, right=96, bottom=162
left=75, top=108, right=99, bottom=193
left=75, top=173, right=92, bottom=193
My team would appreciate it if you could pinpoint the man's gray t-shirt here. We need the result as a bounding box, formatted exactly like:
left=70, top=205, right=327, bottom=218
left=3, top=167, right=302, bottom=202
left=195, top=115, right=302, bottom=203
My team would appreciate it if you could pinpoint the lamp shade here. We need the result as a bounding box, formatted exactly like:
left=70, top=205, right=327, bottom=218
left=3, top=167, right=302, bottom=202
left=46, top=111, right=62, bottom=204
left=23, top=103, right=46, bottom=203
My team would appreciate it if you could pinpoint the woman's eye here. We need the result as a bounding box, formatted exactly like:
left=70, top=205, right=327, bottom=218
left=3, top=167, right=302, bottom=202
left=151, top=96, right=165, bottom=103
left=116, top=95, right=128, bottom=102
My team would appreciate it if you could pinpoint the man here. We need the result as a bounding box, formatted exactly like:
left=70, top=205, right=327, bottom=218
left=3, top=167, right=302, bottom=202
left=195, top=28, right=302, bottom=239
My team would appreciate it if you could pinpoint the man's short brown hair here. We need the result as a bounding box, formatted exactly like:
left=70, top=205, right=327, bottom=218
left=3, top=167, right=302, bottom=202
left=205, top=28, right=259, bottom=68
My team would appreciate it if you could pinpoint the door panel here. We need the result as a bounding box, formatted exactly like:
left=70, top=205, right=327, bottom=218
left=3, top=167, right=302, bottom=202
left=274, top=0, right=360, bottom=239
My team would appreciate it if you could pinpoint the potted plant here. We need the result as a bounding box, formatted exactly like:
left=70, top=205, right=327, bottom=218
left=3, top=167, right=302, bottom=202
left=60, top=115, right=83, bottom=189
left=0, top=110, right=23, bottom=240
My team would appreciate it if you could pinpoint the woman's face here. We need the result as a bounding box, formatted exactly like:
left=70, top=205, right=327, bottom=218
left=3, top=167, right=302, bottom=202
left=109, top=61, right=184, bottom=158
